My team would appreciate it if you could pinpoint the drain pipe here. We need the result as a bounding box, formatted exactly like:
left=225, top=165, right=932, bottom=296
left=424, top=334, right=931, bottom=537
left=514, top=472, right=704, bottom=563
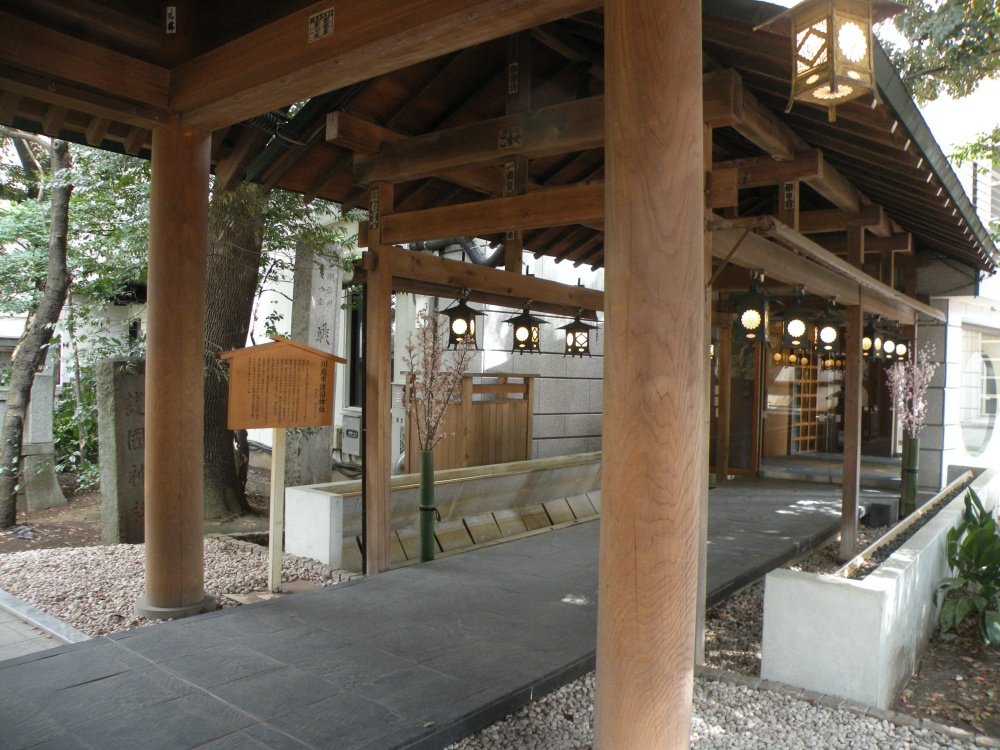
left=405, top=238, right=505, bottom=268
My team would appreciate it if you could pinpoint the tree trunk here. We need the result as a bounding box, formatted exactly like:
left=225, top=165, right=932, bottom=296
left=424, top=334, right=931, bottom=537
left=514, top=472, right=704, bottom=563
left=203, top=183, right=268, bottom=518
left=0, top=140, right=73, bottom=527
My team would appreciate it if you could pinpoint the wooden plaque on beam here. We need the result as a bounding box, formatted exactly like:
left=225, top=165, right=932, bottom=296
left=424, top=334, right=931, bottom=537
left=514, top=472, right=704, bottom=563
left=220, top=336, right=346, bottom=429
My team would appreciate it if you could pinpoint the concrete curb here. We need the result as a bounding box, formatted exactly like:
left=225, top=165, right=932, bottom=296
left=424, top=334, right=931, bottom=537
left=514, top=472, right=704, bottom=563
left=0, top=587, right=89, bottom=644
left=695, top=665, right=1000, bottom=748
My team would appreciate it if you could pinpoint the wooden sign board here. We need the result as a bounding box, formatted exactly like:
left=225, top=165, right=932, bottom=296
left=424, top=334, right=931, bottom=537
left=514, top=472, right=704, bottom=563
left=220, top=336, right=347, bottom=430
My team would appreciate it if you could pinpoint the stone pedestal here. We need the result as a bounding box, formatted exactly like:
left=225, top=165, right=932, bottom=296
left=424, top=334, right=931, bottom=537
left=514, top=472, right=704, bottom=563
left=285, top=241, right=343, bottom=486
left=96, top=358, right=146, bottom=543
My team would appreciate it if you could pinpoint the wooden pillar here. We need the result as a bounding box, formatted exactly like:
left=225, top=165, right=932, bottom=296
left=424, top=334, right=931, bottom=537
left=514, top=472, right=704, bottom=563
left=695, top=123, right=714, bottom=666
left=503, top=32, right=531, bottom=274
left=135, top=118, right=214, bottom=619
left=595, top=1, right=704, bottom=747
left=716, top=323, right=732, bottom=479
left=840, top=224, right=865, bottom=561
left=778, top=180, right=800, bottom=231
left=362, top=183, right=394, bottom=575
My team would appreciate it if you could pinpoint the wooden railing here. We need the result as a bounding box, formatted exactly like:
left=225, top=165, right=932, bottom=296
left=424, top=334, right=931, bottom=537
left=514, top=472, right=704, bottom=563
left=404, top=373, right=535, bottom=473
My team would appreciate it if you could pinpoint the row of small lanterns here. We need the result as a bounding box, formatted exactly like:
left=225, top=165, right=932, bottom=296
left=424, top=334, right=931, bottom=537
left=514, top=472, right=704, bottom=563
left=440, top=291, right=599, bottom=357
left=732, top=279, right=910, bottom=367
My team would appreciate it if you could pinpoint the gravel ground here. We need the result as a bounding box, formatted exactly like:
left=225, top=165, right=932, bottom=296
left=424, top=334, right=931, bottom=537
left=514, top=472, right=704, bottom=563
left=446, top=672, right=983, bottom=749
left=450, top=523, right=986, bottom=750
left=0, top=537, right=345, bottom=637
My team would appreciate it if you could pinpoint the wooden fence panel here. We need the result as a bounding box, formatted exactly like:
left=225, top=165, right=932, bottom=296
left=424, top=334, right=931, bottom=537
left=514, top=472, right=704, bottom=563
left=405, top=373, right=535, bottom=472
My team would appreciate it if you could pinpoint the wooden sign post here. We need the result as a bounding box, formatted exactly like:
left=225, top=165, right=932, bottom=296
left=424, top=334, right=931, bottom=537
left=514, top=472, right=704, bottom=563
left=220, top=336, right=345, bottom=592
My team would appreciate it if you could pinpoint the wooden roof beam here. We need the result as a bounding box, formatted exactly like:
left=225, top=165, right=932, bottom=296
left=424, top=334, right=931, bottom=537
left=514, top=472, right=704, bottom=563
left=532, top=24, right=605, bottom=81
left=0, top=12, right=168, bottom=126
left=703, top=69, right=862, bottom=214
left=709, top=215, right=944, bottom=324
left=813, top=232, right=913, bottom=256
left=171, top=0, right=604, bottom=130
left=352, top=96, right=604, bottom=185
left=328, top=111, right=504, bottom=195
left=380, top=182, right=603, bottom=245
left=799, top=206, right=890, bottom=237
left=214, top=128, right=273, bottom=191
left=376, top=244, right=604, bottom=315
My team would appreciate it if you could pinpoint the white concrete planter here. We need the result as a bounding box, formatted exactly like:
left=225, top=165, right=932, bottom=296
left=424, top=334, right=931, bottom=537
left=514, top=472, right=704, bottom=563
left=286, top=452, right=601, bottom=569
left=761, top=468, right=1000, bottom=710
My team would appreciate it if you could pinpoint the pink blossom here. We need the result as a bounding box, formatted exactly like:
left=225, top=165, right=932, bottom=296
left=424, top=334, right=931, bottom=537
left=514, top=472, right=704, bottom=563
left=400, top=308, right=476, bottom=452
left=886, top=345, right=937, bottom=438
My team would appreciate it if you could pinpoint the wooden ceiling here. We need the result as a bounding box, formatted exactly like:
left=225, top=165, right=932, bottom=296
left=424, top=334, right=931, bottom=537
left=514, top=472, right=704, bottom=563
left=0, top=0, right=994, bottom=275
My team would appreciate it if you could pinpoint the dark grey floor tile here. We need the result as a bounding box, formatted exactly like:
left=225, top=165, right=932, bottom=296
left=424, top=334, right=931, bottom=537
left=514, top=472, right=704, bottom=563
left=296, top=642, right=418, bottom=689
left=364, top=622, right=475, bottom=663
left=355, top=664, right=484, bottom=724
left=112, top=622, right=239, bottom=663
left=268, top=691, right=415, bottom=749
left=210, top=665, right=341, bottom=720
left=72, top=693, right=253, bottom=750
left=240, top=623, right=349, bottom=664
left=19, top=733, right=94, bottom=750
left=239, top=723, right=313, bottom=749
left=46, top=666, right=192, bottom=725
left=0, top=640, right=144, bottom=697
left=160, top=644, right=285, bottom=688
left=0, top=703, right=68, bottom=750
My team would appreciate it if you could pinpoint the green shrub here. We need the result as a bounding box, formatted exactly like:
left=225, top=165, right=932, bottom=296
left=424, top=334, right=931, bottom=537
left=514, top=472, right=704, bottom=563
left=939, top=488, right=1000, bottom=646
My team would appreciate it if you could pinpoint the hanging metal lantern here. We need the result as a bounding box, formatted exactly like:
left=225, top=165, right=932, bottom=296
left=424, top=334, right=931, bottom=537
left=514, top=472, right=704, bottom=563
left=862, top=320, right=884, bottom=360
left=755, top=0, right=901, bottom=121
left=439, top=297, right=483, bottom=349
left=733, top=279, right=769, bottom=341
left=504, top=307, right=547, bottom=354
left=558, top=312, right=598, bottom=358
left=816, top=302, right=844, bottom=352
left=778, top=302, right=815, bottom=351
left=894, top=339, right=909, bottom=361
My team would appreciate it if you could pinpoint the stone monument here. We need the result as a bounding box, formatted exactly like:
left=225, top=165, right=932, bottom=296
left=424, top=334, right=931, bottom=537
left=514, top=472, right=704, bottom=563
left=17, top=348, right=68, bottom=511
left=96, top=358, right=145, bottom=543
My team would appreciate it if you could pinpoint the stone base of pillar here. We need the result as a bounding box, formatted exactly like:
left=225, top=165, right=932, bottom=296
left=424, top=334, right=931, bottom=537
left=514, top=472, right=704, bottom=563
left=134, top=594, right=217, bottom=621
left=17, top=448, right=68, bottom=511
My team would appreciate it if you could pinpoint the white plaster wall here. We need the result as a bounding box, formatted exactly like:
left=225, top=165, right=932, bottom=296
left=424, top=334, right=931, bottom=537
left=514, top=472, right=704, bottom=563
left=391, top=247, right=605, bottom=460
left=761, top=468, right=1000, bottom=709
left=924, top=294, right=1000, bottom=489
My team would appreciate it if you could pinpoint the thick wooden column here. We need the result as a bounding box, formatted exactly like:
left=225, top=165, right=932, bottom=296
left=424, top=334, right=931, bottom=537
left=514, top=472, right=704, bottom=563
left=503, top=32, right=530, bottom=274
left=362, top=183, right=394, bottom=575
left=716, top=323, right=733, bottom=480
left=695, top=123, right=714, bottom=665
left=840, top=304, right=863, bottom=560
left=840, top=224, right=865, bottom=561
left=135, top=118, right=214, bottom=619
left=595, top=0, right=704, bottom=747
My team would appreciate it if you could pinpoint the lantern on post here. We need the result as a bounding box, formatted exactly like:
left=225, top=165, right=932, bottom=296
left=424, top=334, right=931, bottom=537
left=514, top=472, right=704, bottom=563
left=504, top=305, right=547, bottom=354
left=439, top=291, right=483, bottom=349
left=558, top=311, right=598, bottom=358
left=755, top=1, right=902, bottom=122
left=733, top=276, right=769, bottom=341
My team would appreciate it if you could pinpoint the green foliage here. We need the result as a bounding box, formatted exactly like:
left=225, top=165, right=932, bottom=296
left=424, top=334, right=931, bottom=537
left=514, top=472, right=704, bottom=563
left=0, top=143, right=150, bottom=318
left=886, top=1, right=1000, bottom=104
left=52, top=327, right=145, bottom=490
left=939, top=488, right=1000, bottom=646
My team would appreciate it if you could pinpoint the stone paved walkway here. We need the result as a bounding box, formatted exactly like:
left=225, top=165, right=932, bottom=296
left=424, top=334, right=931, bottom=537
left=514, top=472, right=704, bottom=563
left=0, top=478, right=852, bottom=749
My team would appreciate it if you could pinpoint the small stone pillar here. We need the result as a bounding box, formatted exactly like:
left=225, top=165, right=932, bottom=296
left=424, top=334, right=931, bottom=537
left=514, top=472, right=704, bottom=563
left=96, top=358, right=146, bottom=543
left=285, top=241, right=343, bottom=486
left=19, top=353, right=67, bottom=511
